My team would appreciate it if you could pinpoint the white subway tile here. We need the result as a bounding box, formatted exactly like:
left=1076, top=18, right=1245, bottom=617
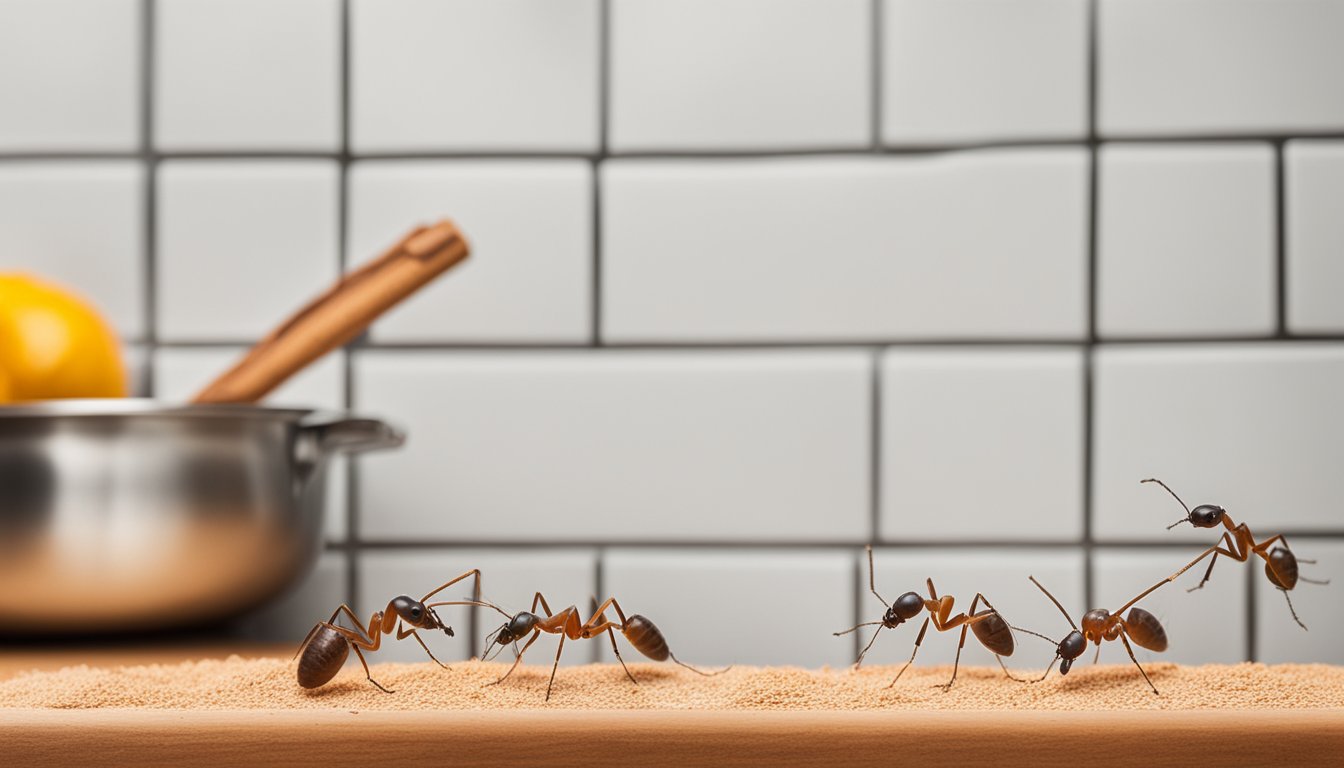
left=609, top=0, right=870, bottom=152
left=236, top=551, right=347, bottom=643
left=1098, top=144, right=1275, bottom=338
left=155, top=0, right=340, bottom=151
left=347, top=161, right=592, bottom=343
left=0, top=162, right=145, bottom=338
left=1255, top=539, right=1343, bottom=663
left=881, top=0, right=1087, bottom=145
left=1286, top=141, right=1344, bottom=333
left=602, top=151, right=1088, bottom=342
left=879, top=348, right=1084, bottom=543
left=857, top=549, right=1084, bottom=674
left=1093, top=344, right=1344, bottom=541
left=153, top=347, right=348, bottom=543
left=600, top=549, right=853, bottom=667
left=350, top=0, right=599, bottom=153
left=1093, top=548, right=1247, bottom=665
left=355, top=350, right=871, bottom=542
left=123, top=344, right=151, bottom=398
left=157, top=160, right=339, bottom=342
left=1099, top=0, right=1344, bottom=136
left=357, top=551, right=478, bottom=664
left=0, top=0, right=140, bottom=150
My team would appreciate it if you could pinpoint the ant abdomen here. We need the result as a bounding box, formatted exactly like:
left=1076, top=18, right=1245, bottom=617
left=622, top=614, right=671, bottom=661
left=297, top=625, right=350, bottom=689
left=970, top=610, right=1015, bottom=656
left=1266, top=547, right=1299, bottom=589
left=1122, top=607, right=1168, bottom=652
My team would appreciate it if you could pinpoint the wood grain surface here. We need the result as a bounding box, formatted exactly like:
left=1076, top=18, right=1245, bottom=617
left=3, top=707, right=1343, bottom=768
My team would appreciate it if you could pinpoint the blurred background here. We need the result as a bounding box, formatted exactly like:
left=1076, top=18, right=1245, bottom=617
left=2, top=0, right=1343, bottom=672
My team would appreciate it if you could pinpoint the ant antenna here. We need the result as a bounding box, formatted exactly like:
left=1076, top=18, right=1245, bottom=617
left=1165, top=518, right=1189, bottom=530
left=833, top=620, right=884, bottom=637
left=1009, top=624, right=1060, bottom=645
left=864, top=545, right=889, bottom=607
left=1028, top=576, right=1079, bottom=631
left=1141, top=477, right=1192, bottom=515
left=430, top=597, right=513, bottom=621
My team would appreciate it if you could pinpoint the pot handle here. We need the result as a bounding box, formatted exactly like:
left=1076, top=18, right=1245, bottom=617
left=297, top=414, right=406, bottom=461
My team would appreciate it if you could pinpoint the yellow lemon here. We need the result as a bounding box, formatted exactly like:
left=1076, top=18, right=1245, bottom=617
left=0, top=273, right=127, bottom=403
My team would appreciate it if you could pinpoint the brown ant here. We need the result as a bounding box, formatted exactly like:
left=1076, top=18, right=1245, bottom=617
left=461, top=592, right=727, bottom=701
left=294, top=569, right=481, bottom=693
left=834, top=546, right=1022, bottom=691
left=1143, top=477, right=1328, bottom=629
left=1022, top=574, right=1169, bottom=695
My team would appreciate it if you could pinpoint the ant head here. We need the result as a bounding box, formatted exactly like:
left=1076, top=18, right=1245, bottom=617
left=1187, top=504, right=1226, bottom=529
left=1056, top=630, right=1086, bottom=675
left=390, top=595, right=446, bottom=632
left=884, top=591, right=924, bottom=626
left=494, top=611, right=538, bottom=646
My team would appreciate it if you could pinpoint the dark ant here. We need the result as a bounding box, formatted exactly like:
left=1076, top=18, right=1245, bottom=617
left=459, top=592, right=727, bottom=701
left=833, top=546, right=1022, bottom=691
left=1022, top=574, right=1169, bottom=695
left=1143, top=477, right=1328, bottom=629
left=294, top=569, right=480, bottom=693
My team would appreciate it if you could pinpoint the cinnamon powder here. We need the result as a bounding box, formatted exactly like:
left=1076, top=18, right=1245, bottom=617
left=1, top=659, right=1341, bottom=711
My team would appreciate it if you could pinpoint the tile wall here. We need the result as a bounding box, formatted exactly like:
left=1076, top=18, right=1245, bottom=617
left=2, top=0, right=1343, bottom=669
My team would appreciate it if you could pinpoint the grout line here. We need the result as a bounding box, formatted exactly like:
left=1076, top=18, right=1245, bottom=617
left=592, top=0, right=609, bottom=346
left=868, top=349, right=882, bottom=544
left=1081, top=0, right=1100, bottom=611
left=593, top=548, right=606, bottom=663
left=851, top=550, right=863, bottom=661
left=870, top=0, right=882, bottom=150
left=1275, top=140, right=1288, bottom=338
left=339, top=0, right=359, bottom=612
left=141, top=0, right=158, bottom=397
left=591, top=161, right=602, bottom=346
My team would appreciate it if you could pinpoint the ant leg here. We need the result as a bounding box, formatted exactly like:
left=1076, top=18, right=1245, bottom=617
left=853, top=625, right=884, bottom=669
left=1280, top=589, right=1308, bottom=630
left=545, top=633, right=568, bottom=702
left=995, top=654, right=1031, bottom=684
left=1092, top=644, right=1101, bottom=665
left=605, top=625, right=638, bottom=685
left=936, top=624, right=970, bottom=692
left=351, top=644, right=392, bottom=694
left=1188, top=532, right=1238, bottom=592
left=1118, top=633, right=1158, bottom=696
left=588, top=598, right=638, bottom=685
left=420, top=569, right=482, bottom=603
left=293, top=607, right=342, bottom=660
left=888, top=617, right=930, bottom=688
left=397, top=625, right=448, bottom=669
left=490, top=631, right=540, bottom=687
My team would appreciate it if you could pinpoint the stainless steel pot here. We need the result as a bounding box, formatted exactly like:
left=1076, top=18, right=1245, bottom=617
left=0, top=399, right=404, bottom=633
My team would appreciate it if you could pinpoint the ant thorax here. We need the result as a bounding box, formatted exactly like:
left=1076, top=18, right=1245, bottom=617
left=1080, top=608, right=1119, bottom=643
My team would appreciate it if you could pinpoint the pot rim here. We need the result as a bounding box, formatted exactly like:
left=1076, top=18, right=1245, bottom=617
left=0, top=398, right=314, bottom=421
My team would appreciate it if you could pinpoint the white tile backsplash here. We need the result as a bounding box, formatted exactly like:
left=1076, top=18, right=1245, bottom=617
left=355, top=350, right=871, bottom=542
left=3, top=0, right=1342, bottom=666
left=1093, top=344, right=1344, bottom=541
left=1092, top=548, right=1247, bottom=665
left=602, top=150, right=1088, bottom=343
left=879, top=348, right=1084, bottom=543
left=347, top=160, right=592, bottom=343
left=153, top=346, right=348, bottom=543
left=0, top=162, right=145, bottom=338
left=1286, top=140, right=1344, bottom=334
left=881, top=0, right=1088, bottom=146
left=1099, top=0, right=1344, bottom=136
left=350, top=0, right=600, bottom=153
left=156, top=160, right=340, bottom=342
left=0, top=0, right=140, bottom=151
left=155, top=0, right=340, bottom=151
left=601, top=549, right=854, bottom=667
left=609, top=0, right=870, bottom=152
left=1255, top=539, right=1343, bottom=663
left=858, top=549, right=1085, bottom=672
left=1097, top=143, right=1276, bottom=338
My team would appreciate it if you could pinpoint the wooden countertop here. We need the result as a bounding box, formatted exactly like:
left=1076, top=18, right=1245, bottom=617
left=3, top=649, right=1343, bottom=767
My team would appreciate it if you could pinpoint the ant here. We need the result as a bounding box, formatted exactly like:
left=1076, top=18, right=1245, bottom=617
left=833, top=546, right=1022, bottom=691
left=1143, top=477, right=1328, bottom=629
left=465, top=592, right=727, bottom=701
left=294, top=569, right=480, bottom=693
left=1022, top=574, right=1169, bottom=695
